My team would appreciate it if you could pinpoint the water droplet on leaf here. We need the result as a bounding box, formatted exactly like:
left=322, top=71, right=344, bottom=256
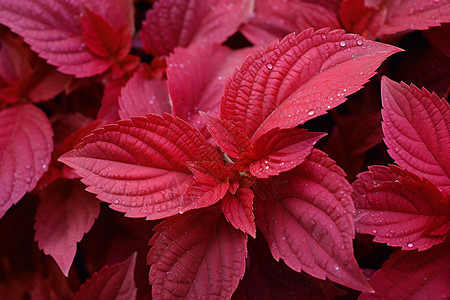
left=339, top=40, right=346, bottom=47
left=266, top=63, right=273, bottom=70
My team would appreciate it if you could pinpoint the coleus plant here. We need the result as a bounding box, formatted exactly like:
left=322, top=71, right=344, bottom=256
left=57, top=28, right=400, bottom=297
left=0, top=0, right=449, bottom=299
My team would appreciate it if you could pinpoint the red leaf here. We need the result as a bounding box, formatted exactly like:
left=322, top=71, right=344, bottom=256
left=148, top=206, right=247, bottom=299
left=221, top=188, right=255, bottom=238
left=35, top=180, right=100, bottom=276
left=424, top=23, right=450, bottom=57
left=381, top=77, right=450, bottom=193
left=241, top=0, right=340, bottom=46
left=80, top=8, right=130, bottom=61
left=254, top=149, right=372, bottom=292
left=183, top=161, right=230, bottom=208
left=359, top=241, right=450, bottom=300
left=0, top=104, right=53, bottom=218
left=339, top=0, right=450, bottom=40
left=0, top=0, right=133, bottom=77
left=118, top=65, right=171, bottom=119
left=201, top=113, right=250, bottom=159
left=74, top=252, right=137, bottom=300
left=0, top=29, right=32, bottom=86
left=221, top=28, right=401, bottom=142
left=244, top=128, right=326, bottom=178
left=140, top=0, right=253, bottom=56
left=59, top=113, right=222, bottom=219
left=167, top=44, right=252, bottom=137
left=353, top=165, right=450, bottom=251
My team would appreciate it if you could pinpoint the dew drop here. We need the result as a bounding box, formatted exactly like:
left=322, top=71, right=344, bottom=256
left=339, top=40, right=346, bottom=47
left=25, top=178, right=31, bottom=183
left=113, top=199, right=119, bottom=204
left=334, top=266, right=340, bottom=271
left=423, top=276, right=428, bottom=281
left=372, top=229, right=377, bottom=234
left=407, top=243, right=414, bottom=248
left=131, top=202, right=137, bottom=207
left=433, top=0, right=440, bottom=3
left=307, top=109, right=315, bottom=116
left=321, top=34, right=326, bottom=39
left=266, top=63, right=273, bottom=70
left=25, top=164, right=31, bottom=170
left=265, top=165, right=269, bottom=169
left=356, top=39, right=363, bottom=46
left=42, top=164, right=47, bottom=170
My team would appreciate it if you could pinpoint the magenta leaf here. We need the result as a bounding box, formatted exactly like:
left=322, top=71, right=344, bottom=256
left=80, top=7, right=130, bottom=61
left=339, top=0, right=450, bottom=40
left=254, top=149, right=372, bottom=292
left=34, top=180, right=100, bottom=276
left=183, top=161, right=230, bottom=208
left=140, top=0, right=253, bottom=56
left=241, top=0, right=340, bottom=46
left=0, top=104, right=53, bottom=219
left=381, top=77, right=450, bottom=193
left=244, top=128, right=326, bottom=178
left=0, top=0, right=133, bottom=77
left=201, top=113, right=250, bottom=159
left=167, top=44, right=252, bottom=137
left=221, top=28, right=402, bottom=142
left=118, top=65, right=171, bottom=119
left=256, top=148, right=373, bottom=291
left=353, top=165, right=450, bottom=251
left=58, top=113, right=222, bottom=219
left=74, top=253, right=137, bottom=300
left=148, top=206, right=247, bottom=299
left=359, top=241, right=450, bottom=300
left=221, top=188, right=256, bottom=238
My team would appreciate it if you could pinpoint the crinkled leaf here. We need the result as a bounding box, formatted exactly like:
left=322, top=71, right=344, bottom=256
left=241, top=0, right=340, bottom=46
left=148, top=206, right=247, bottom=299
left=254, top=149, right=372, bottom=292
left=140, top=0, right=253, bottom=56
left=0, top=0, right=133, bottom=77
left=167, top=44, right=252, bottom=137
left=359, top=241, right=450, bottom=300
left=221, top=188, right=255, bottom=238
left=183, top=161, right=230, bottom=208
left=353, top=165, right=450, bottom=251
left=74, top=253, right=137, bottom=300
left=35, top=180, right=100, bottom=276
left=0, top=29, right=32, bottom=85
left=201, top=113, right=250, bottom=159
left=244, top=128, right=326, bottom=178
left=118, top=65, right=171, bottom=119
left=58, top=113, right=221, bottom=219
left=339, top=0, right=450, bottom=40
left=221, top=28, right=401, bottom=142
left=0, top=104, right=53, bottom=218
left=381, top=77, right=450, bottom=193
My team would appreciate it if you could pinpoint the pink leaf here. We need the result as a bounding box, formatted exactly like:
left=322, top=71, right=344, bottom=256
left=183, top=161, right=230, bottom=208
left=244, top=128, right=326, bottom=178
left=339, top=0, right=450, bottom=40
left=241, top=0, right=340, bottom=46
left=381, top=77, right=450, bottom=193
left=35, top=180, right=100, bottom=276
left=201, top=113, right=250, bottom=159
left=74, top=253, right=137, bottom=300
left=359, top=241, right=450, bottom=300
left=167, top=44, right=252, bottom=136
left=0, top=0, right=133, bottom=77
left=254, top=149, right=372, bottom=292
left=353, top=165, right=450, bottom=251
left=221, top=188, right=255, bottom=238
left=58, top=113, right=222, bottom=219
left=80, top=8, right=130, bottom=60
left=118, top=65, right=171, bottom=119
left=140, top=0, right=253, bottom=56
left=221, top=28, right=402, bottom=142
left=148, top=206, right=247, bottom=299
left=0, top=104, right=53, bottom=218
